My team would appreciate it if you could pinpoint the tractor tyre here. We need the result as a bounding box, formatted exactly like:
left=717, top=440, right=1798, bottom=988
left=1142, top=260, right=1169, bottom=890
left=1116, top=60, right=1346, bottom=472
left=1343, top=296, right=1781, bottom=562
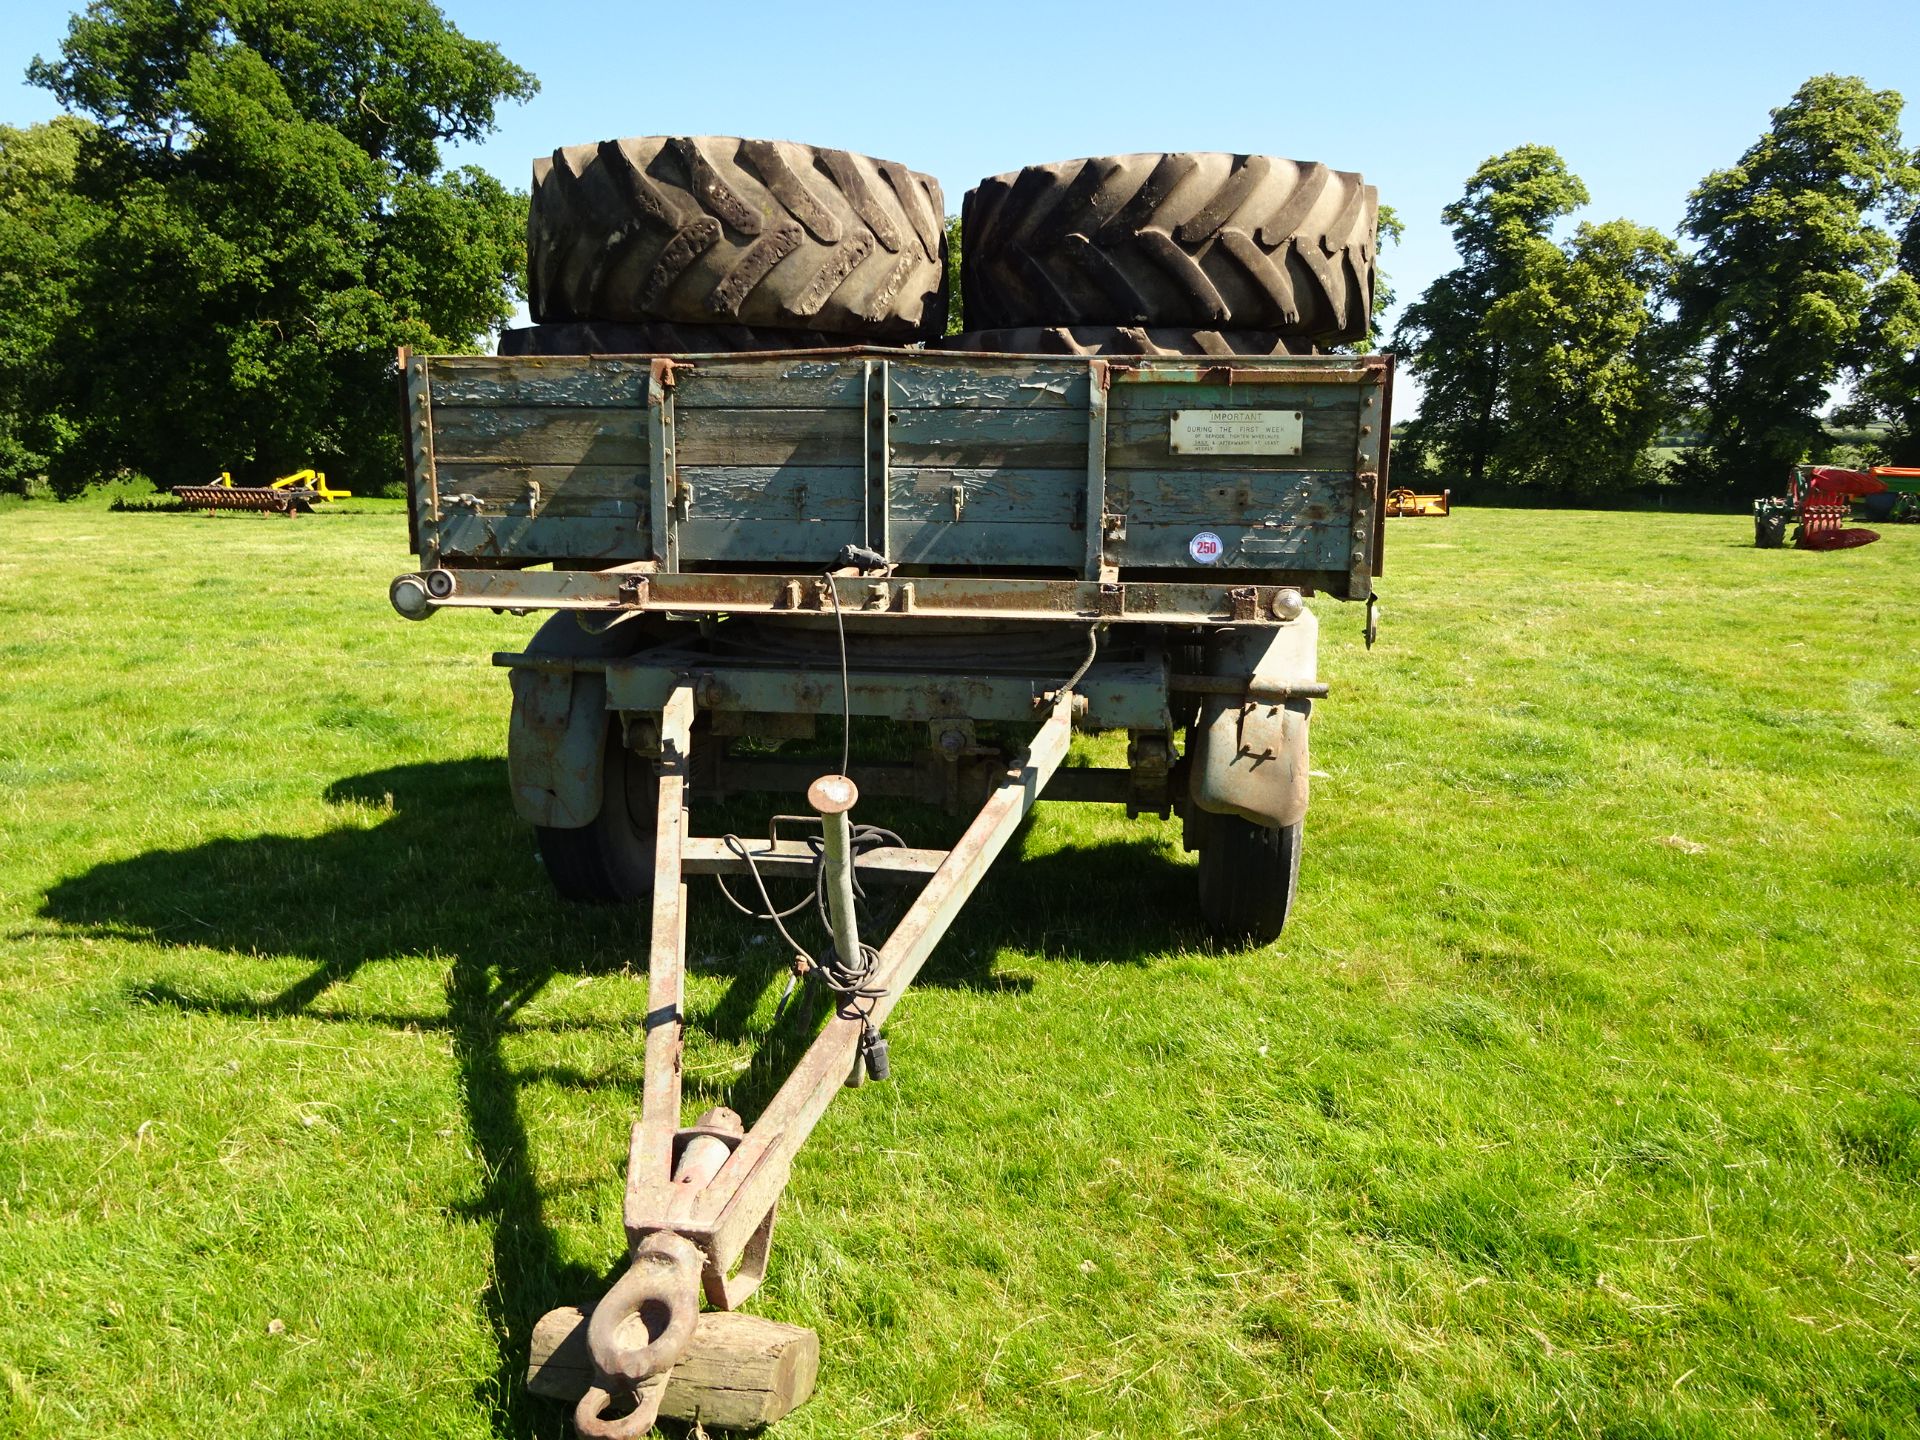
left=1754, top=512, right=1788, bottom=548
left=1196, top=814, right=1302, bottom=943
left=529, top=136, right=948, bottom=342
left=535, top=724, right=660, bottom=904
left=931, top=326, right=1314, bottom=357
left=962, top=153, right=1376, bottom=342
left=500, top=320, right=850, bottom=357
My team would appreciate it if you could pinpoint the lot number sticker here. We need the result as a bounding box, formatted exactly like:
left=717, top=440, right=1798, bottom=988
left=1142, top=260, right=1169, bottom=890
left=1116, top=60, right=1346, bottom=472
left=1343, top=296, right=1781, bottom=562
left=1189, top=531, right=1224, bottom=564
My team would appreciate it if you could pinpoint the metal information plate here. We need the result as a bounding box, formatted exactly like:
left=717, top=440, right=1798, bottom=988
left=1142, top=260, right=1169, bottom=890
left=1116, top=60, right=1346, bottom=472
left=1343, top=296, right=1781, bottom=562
left=1170, top=409, right=1304, bottom=456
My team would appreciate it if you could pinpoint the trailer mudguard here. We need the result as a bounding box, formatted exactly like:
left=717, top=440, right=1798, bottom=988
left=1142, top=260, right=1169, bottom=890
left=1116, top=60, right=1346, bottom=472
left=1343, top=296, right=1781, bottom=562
left=1187, top=610, right=1317, bottom=830
left=507, top=613, right=689, bottom=828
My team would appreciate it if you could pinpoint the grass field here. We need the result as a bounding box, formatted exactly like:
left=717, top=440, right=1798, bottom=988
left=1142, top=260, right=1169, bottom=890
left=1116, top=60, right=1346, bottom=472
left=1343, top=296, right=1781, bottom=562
left=1, top=499, right=1916, bottom=1439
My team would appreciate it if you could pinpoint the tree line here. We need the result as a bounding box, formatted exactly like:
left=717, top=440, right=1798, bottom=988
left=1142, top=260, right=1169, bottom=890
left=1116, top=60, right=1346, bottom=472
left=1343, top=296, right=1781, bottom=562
left=1393, top=75, right=1920, bottom=495
left=0, top=0, right=534, bottom=497
left=0, top=10, right=1913, bottom=501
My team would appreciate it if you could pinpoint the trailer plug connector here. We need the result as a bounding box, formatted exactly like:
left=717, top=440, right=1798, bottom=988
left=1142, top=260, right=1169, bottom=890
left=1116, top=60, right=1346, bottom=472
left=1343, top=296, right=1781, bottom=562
left=833, top=543, right=890, bottom=574
left=860, top=1023, right=891, bottom=1083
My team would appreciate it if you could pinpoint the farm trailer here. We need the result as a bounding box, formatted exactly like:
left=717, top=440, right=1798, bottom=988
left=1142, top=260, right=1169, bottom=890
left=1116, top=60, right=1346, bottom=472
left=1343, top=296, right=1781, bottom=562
left=389, top=344, right=1391, bottom=1434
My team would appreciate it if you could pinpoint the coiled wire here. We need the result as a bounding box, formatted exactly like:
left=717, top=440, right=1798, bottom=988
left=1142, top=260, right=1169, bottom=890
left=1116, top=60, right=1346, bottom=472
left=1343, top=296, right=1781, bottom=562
left=714, top=823, right=905, bottom=1022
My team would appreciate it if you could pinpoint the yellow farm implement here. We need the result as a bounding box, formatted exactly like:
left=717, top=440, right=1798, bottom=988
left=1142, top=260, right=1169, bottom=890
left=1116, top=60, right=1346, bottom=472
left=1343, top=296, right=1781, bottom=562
left=172, top=469, right=351, bottom=515
left=1386, top=487, right=1450, bottom=518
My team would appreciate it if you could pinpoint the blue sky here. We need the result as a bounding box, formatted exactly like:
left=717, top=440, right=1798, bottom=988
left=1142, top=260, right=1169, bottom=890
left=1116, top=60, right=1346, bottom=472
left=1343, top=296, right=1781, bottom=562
left=6, top=0, right=1919, bottom=405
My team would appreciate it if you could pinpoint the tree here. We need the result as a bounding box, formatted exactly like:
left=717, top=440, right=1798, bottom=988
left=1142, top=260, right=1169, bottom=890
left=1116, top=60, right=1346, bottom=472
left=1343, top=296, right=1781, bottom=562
left=27, top=0, right=537, bottom=495
left=1391, top=146, right=1589, bottom=485
left=944, top=214, right=962, bottom=335
left=1675, top=75, right=1918, bottom=488
left=0, top=117, right=99, bottom=493
left=1487, top=219, right=1679, bottom=491
left=1368, top=202, right=1405, bottom=345
left=1847, top=210, right=1920, bottom=464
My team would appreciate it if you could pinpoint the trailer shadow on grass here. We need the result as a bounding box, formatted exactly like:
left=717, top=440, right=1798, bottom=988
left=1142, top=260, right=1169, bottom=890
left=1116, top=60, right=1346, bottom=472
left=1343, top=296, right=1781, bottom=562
left=38, top=755, right=1201, bottom=1439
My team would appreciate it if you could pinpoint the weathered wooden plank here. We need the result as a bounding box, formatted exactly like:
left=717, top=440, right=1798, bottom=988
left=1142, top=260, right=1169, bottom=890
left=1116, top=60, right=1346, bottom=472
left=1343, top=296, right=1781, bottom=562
left=677, top=408, right=864, bottom=467
left=1116, top=468, right=1351, bottom=526
left=1114, top=520, right=1351, bottom=571
left=888, top=519, right=1082, bottom=568
left=889, top=361, right=1090, bottom=410
left=434, top=462, right=644, bottom=503
left=428, top=356, right=652, bottom=408
left=888, top=406, right=1085, bottom=468
left=430, top=510, right=641, bottom=561
left=675, top=359, right=866, bottom=410
left=1106, top=380, right=1365, bottom=412
left=884, top=467, right=1352, bottom=530
left=679, top=516, right=862, bottom=565
left=526, top=1305, right=818, bottom=1429
left=889, top=467, right=1083, bottom=525
left=432, top=408, right=650, bottom=466
left=682, top=465, right=863, bottom=521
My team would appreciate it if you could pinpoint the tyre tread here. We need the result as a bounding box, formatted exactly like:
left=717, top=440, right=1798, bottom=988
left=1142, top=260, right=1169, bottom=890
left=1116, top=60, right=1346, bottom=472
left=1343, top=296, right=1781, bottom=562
left=962, top=152, right=1374, bottom=340
left=529, top=136, right=947, bottom=340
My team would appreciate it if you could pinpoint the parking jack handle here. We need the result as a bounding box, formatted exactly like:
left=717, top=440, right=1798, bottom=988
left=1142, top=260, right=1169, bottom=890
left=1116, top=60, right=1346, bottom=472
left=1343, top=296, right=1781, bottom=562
left=807, top=774, right=869, bottom=1084
left=808, top=774, right=864, bottom=989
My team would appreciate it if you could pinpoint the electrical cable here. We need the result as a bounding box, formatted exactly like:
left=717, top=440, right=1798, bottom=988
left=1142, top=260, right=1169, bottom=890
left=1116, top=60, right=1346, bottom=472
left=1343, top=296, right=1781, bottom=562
left=1044, top=623, right=1102, bottom=706
left=714, top=815, right=906, bottom=1024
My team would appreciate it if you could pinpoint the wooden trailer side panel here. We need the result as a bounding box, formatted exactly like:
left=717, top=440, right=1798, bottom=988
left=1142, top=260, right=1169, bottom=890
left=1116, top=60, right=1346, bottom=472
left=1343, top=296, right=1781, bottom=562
left=408, top=350, right=1387, bottom=597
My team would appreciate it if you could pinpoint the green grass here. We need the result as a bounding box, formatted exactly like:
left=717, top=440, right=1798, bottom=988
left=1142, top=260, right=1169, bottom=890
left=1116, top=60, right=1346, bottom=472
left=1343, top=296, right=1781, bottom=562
left=1, top=503, right=1916, bottom=1439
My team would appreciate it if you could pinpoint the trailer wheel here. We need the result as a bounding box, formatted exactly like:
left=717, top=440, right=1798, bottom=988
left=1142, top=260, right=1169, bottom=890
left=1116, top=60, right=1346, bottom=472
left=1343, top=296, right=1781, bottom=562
left=962, top=152, right=1376, bottom=341
left=535, top=727, right=659, bottom=904
left=1196, top=815, right=1302, bottom=943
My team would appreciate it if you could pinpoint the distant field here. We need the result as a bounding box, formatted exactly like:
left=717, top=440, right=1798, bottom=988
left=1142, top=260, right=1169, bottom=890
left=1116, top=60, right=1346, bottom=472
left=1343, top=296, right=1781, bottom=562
left=0, top=501, right=1915, bottom=1439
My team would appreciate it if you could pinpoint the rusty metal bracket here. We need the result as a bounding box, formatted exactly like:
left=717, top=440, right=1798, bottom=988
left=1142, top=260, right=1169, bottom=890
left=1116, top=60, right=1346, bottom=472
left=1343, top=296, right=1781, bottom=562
left=647, top=365, right=679, bottom=569
left=1084, top=360, right=1110, bottom=580
left=863, top=359, right=890, bottom=556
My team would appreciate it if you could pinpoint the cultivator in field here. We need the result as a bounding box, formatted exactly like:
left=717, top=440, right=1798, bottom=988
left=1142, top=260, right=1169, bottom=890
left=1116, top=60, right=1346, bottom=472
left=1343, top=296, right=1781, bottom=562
left=171, top=468, right=350, bottom=514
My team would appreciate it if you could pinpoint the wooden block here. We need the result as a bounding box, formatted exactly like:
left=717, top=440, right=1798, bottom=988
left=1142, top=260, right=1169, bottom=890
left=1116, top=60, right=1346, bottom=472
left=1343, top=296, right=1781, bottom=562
left=526, top=1305, right=818, bottom=1431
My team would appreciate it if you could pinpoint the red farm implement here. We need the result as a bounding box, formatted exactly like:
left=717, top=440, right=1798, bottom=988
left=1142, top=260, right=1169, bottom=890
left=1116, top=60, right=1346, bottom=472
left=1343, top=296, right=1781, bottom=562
left=1754, top=465, right=1920, bottom=550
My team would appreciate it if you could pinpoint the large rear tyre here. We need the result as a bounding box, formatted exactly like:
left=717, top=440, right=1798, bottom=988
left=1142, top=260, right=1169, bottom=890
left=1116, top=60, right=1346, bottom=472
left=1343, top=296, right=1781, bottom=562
left=1196, top=815, right=1302, bottom=943
left=529, top=136, right=948, bottom=341
left=535, top=726, right=659, bottom=904
left=931, top=326, right=1314, bottom=357
left=962, top=152, right=1376, bottom=342
left=499, top=320, right=851, bottom=357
